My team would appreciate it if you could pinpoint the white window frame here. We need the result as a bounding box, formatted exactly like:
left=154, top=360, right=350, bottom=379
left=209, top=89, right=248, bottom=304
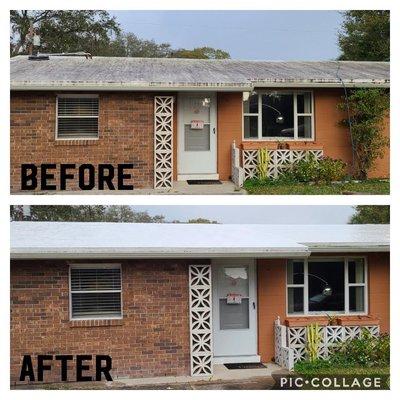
left=56, top=94, right=99, bottom=140
left=69, top=263, right=122, bottom=321
left=243, top=90, right=315, bottom=141
left=286, top=257, right=368, bottom=317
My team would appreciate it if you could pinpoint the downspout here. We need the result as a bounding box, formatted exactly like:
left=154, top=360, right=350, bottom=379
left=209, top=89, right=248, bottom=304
left=335, top=61, right=355, bottom=177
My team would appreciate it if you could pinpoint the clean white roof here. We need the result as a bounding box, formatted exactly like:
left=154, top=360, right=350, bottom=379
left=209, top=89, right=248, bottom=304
left=10, top=222, right=389, bottom=260
left=10, top=56, right=390, bottom=91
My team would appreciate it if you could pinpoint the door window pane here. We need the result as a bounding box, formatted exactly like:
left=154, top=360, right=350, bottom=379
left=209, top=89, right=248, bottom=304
left=219, top=267, right=249, bottom=297
left=288, top=287, right=304, bottom=314
left=184, top=124, right=210, bottom=151
left=348, top=259, right=365, bottom=283
left=183, top=96, right=210, bottom=123
left=308, top=261, right=345, bottom=312
left=349, top=287, right=365, bottom=312
left=261, top=93, right=294, bottom=138
left=297, top=116, right=312, bottom=138
left=220, top=298, right=249, bottom=329
left=244, top=116, right=258, bottom=138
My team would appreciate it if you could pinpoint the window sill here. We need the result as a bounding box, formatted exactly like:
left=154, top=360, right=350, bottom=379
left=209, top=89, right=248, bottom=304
left=54, top=139, right=99, bottom=146
left=241, top=141, right=322, bottom=150
left=69, top=319, right=123, bottom=328
left=284, top=315, right=377, bottom=327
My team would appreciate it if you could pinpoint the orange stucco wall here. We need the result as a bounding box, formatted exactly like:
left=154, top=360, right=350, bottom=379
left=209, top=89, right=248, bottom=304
left=216, top=89, right=389, bottom=180
left=257, top=253, right=390, bottom=363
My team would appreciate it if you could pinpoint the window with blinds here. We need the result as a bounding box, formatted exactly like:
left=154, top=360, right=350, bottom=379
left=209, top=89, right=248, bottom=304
left=70, top=265, right=122, bottom=319
left=57, top=96, right=99, bottom=139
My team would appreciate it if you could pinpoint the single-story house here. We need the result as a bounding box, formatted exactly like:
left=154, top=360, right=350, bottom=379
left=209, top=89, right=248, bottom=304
left=10, top=221, right=390, bottom=384
left=10, top=56, right=390, bottom=192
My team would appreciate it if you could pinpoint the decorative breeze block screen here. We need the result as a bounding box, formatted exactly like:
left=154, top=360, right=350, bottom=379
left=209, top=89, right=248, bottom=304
left=242, top=149, right=324, bottom=180
left=287, top=324, right=380, bottom=364
left=189, top=265, right=213, bottom=376
left=154, top=96, right=174, bottom=189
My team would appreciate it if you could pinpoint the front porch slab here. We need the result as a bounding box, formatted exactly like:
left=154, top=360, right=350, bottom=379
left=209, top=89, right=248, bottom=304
left=15, top=181, right=247, bottom=195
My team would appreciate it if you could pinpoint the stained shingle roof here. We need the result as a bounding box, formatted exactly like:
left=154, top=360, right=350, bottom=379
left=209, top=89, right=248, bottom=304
left=10, top=56, right=390, bottom=91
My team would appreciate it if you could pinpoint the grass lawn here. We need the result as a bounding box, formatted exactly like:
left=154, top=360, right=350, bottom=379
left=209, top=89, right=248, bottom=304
left=293, top=362, right=390, bottom=390
left=244, top=179, right=389, bottom=195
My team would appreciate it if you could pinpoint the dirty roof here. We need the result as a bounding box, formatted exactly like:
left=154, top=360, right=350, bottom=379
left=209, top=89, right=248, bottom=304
left=10, top=56, right=390, bottom=91
left=10, top=222, right=389, bottom=259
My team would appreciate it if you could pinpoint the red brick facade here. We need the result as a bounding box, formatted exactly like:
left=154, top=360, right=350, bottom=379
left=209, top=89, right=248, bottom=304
left=10, top=92, right=156, bottom=192
left=10, top=259, right=190, bottom=385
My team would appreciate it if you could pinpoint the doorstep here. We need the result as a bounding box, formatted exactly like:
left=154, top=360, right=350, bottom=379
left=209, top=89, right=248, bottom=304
left=114, top=362, right=281, bottom=387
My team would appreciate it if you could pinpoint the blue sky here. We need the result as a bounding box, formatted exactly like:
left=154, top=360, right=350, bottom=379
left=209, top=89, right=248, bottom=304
left=129, top=206, right=355, bottom=224
left=111, top=10, right=343, bottom=60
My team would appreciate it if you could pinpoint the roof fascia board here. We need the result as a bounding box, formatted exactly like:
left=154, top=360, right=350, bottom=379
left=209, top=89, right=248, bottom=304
left=307, top=245, right=389, bottom=252
left=10, top=248, right=310, bottom=260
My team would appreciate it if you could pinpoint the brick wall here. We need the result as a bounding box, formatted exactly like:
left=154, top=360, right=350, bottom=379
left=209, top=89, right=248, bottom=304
left=10, top=92, right=156, bottom=192
left=10, top=259, right=190, bottom=385
left=257, top=253, right=390, bottom=363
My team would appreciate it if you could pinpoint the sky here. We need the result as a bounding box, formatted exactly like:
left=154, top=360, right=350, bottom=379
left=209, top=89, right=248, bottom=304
left=111, top=10, right=343, bottom=60
left=129, top=205, right=355, bottom=224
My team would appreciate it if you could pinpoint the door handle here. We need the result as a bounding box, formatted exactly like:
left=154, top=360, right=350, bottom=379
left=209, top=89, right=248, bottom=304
left=252, top=302, right=256, bottom=310
left=213, top=128, right=216, bottom=134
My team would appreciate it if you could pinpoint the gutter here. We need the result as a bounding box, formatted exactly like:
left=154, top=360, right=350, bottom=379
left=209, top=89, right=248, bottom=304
left=306, top=244, right=390, bottom=253
left=10, top=247, right=310, bottom=260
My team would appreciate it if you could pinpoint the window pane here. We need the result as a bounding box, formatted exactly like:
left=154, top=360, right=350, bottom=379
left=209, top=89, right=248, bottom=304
left=220, top=298, right=249, bottom=329
left=71, top=268, right=121, bottom=291
left=72, top=292, right=122, bottom=318
left=244, top=115, right=258, bottom=138
left=288, top=287, right=304, bottom=314
left=261, top=93, right=294, bottom=138
left=57, top=118, right=98, bottom=139
left=243, top=93, right=258, bottom=114
left=287, top=260, right=304, bottom=284
left=349, top=286, right=365, bottom=312
left=348, top=259, right=365, bottom=284
left=184, top=124, right=210, bottom=151
left=308, top=261, right=345, bottom=312
left=297, top=93, right=312, bottom=114
left=297, top=116, right=312, bottom=139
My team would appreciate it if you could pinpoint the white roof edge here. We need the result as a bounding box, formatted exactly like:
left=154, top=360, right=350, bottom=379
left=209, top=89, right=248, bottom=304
left=308, top=245, right=390, bottom=253
left=10, top=248, right=310, bottom=260
left=10, top=81, right=389, bottom=91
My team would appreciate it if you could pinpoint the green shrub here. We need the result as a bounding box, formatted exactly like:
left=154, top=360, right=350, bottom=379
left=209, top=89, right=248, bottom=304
left=330, top=331, right=390, bottom=367
left=290, top=154, right=320, bottom=182
left=318, top=157, right=347, bottom=182
left=289, top=155, right=347, bottom=183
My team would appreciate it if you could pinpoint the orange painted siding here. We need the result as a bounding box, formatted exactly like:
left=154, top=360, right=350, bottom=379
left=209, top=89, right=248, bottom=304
left=218, top=88, right=389, bottom=179
left=217, top=92, right=243, bottom=180
left=257, top=253, right=390, bottom=363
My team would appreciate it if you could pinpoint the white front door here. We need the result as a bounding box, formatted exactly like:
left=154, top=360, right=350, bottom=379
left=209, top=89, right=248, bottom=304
left=178, top=93, right=217, bottom=180
left=212, top=259, right=259, bottom=363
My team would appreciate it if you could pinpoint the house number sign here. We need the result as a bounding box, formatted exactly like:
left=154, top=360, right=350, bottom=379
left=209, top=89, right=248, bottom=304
left=226, top=293, right=242, bottom=304
left=190, top=120, right=204, bottom=129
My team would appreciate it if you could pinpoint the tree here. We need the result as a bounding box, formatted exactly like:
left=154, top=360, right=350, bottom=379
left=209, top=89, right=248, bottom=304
left=10, top=10, right=120, bottom=56
left=338, top=88, right=389, bottom=179
left=338, top=11, right=390, bottom=61
left=350, top=206, right=389, bottom=224
left=10, top=205, right=165, bottom=223
left=106, top=32, right=172, bottom=57
left=171, top=46, right=230, bottom=59
left=187, top=218, right=218, bottom=224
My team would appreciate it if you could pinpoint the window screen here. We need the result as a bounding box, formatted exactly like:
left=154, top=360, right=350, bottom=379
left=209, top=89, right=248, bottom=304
left=57, top=96, right=99, bottom=139
left=70, top=266, right=122, bottom=319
